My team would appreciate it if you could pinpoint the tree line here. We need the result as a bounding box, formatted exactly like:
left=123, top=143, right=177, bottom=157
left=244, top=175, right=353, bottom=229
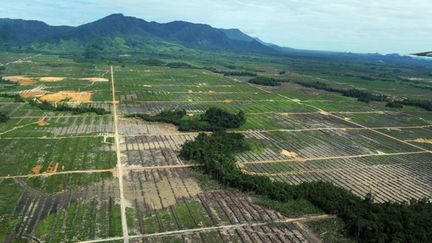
left=248, top=77, right=281, bottom=86
left=295, top=81, right=432, bottom=111
left=180, top=131, right=432, bottom=242
left=128, top=108, right=246, bottom=131
left=245, top=76, right=432, bottom=111
left=28, top=100, right=109, bottom=115
left=0, top=93, right=24, bottom=102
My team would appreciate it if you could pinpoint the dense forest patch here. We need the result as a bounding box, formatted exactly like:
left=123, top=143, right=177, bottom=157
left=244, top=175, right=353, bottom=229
left=128, top=108, right=246, bottom=131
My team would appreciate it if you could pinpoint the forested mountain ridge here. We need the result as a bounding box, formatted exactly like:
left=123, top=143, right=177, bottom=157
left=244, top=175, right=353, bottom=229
left=0, top=13, right=274, bottom=54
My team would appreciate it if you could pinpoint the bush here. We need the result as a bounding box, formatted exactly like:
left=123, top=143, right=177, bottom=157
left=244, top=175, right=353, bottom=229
left=166, top=62, right=195, bottom=69
left=248, top=77, right=281, bottom=86
left=0, top=93, right=24, bottom=102
left=136, top=58, right=165, bottom=66
left=223, top=71, right=257, bottom=77
left=386, top=101, right=403, bottom=108
left=399, top=99, right=432, bottom=111
left=0, top=112, right=9, bottom=123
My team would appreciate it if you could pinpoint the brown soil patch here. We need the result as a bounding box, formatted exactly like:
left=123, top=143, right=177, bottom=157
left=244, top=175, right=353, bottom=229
left=223, top=99, right=233, bottom=104
left=183, top=177, right=201, bottom=195
left=413, top=138, right=432, bottom=144
left=281, top=149, right=299, bottom=159
left=319, top=110, right=329, bottom=116
left=79, top=77, right=109, bottom=82
left=3, top=76, right=36, bottom=86
left=31, top=163, right=43, bottom=175
left=20, top=90, right=47, bottom=98
left=157, top=177, right=177, bottom=208
left=39, top=77, right=65, bottom=82
left=45, top=162, right=59, bottom=173
left=126, top=176, right=202, bottom=210
left=39, top=90, right=92, bottom=103
left=36, top=117, right=49, bottom=126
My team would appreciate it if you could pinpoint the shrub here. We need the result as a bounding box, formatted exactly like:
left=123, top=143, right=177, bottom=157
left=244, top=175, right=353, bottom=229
left=248, top=77, right=281, bottom=86
left=0, top=112, right=9, bottom=123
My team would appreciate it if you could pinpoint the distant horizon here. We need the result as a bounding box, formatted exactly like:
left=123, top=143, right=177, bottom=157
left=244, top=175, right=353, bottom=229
left=2, top=0, right=431, bottom=54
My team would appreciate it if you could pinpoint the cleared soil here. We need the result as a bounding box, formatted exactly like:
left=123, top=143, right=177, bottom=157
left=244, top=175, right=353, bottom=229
left=79, top=77, right=109, bottom=82
left=39, top=77, right=65, bottom=82
left=3, top=76, right=36, bottom=86
left=413, top=138, right=432, bottom=144
left=281, top=149, right=299, bottom=159
left=39, top=90, right=92, bottom=103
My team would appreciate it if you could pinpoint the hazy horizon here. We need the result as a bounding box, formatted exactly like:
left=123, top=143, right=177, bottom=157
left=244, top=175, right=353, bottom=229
left=2, top=0, right=431, bottom=54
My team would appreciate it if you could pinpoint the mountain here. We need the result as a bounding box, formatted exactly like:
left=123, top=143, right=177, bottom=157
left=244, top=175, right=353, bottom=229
left=0, top=18, right=72, bottom=44
left=0, top=14, right=274, bottom=54
left=219, top=29, right=255, bottom=42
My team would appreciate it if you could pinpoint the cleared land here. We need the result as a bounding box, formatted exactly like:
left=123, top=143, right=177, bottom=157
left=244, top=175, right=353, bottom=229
left=0, top=52, right=430, bottom=242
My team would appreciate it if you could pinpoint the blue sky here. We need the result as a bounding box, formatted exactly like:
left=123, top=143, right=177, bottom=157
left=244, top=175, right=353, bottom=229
left=2, top=0, right=431, bottom=54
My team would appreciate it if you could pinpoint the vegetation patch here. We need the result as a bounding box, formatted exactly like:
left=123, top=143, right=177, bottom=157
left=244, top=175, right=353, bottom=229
left=180, top=131, right=432, bottom=242
left=0, top=93, right=25, bottom=102
left=129, top=107, right=246, bottom=131
left=248, top=76, right=281, bottom=86
left=28, top=99, right=109, bottom=115
left=0, top=112, right=10, bottom=123
left=296, top=80, right=432, bottom=110
left=166, top=62, right=196, bottom=69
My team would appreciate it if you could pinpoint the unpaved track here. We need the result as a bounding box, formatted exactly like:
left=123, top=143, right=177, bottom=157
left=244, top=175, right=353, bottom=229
left=111, top=66, right=130, bottom=243
left=0, top=164, right=200, bottom=179
left=77, top=214, right=334, bottom=243
left=247, top=81, right=432, bottom=154
left=240, top=151, right=429, bottom=165
left=143, top=124, right=432, bottom=137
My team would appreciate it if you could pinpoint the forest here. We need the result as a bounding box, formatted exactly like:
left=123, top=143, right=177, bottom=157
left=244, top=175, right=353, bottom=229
left=180, top=131, right=432, bottom=242
left=129, top=108, right=246, bottom=131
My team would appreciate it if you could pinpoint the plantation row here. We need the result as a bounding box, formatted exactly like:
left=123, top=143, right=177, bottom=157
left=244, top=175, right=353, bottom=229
left=8, top=177, right=121, bottom=241
left=123, top=134, right=192, bottom=166
left=180, top=131, right=432, bottom=242
left=294, top=80, right=432, bottom=111
left=124, top=169, right=310, bottom=242
left=236, top=130, right=417, bottom=164
left=118, top=99, right=314, bottom=116
left=0, top=137, right=116, bottom=176
left=244, top=153, right=432, bottom=202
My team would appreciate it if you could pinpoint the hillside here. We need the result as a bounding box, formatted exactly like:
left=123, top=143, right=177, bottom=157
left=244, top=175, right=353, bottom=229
left=0, top=14, right=274, bottom=54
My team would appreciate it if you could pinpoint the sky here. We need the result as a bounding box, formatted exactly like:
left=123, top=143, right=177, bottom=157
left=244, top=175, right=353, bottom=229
left=2, top=0, right=432, bottom=54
